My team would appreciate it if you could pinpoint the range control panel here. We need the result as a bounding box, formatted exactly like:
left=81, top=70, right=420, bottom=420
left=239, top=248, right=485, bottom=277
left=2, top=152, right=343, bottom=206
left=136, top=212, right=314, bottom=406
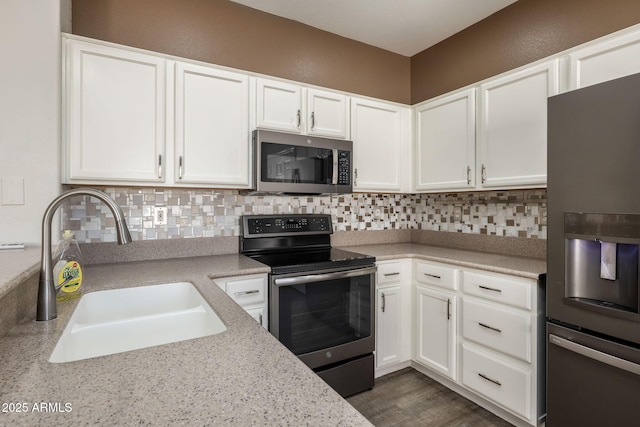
left=243, top=214, right=333, bottom=237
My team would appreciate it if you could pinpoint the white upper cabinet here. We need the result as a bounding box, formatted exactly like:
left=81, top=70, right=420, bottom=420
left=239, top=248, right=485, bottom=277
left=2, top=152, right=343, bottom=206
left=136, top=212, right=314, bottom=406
left=174, top=62, right=251, bottom=187
left=415, top=88, right=475, bottom=192
left=62, top=35, right=252, bottom=188
left=255, top=78, right=349, bottom=139
left=63, top=38, right=166, bottom=184
left=255, top=78, right=303, bottom=133
left=306, top=88, right=349, bottom=138
left=350, top=97, right=412, bottom=193
left=477, top=59, right=559, bottom=189
left=569, top=28, right=640, bottom=90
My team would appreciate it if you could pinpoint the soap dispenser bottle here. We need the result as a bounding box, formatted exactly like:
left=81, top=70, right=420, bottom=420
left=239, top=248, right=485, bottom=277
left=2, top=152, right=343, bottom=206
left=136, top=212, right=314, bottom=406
left=52, top=230, right=84, bottom=302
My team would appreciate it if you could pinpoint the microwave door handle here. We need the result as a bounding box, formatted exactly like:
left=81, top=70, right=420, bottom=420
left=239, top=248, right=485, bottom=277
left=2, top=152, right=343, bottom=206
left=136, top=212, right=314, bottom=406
left=273, top=266, right=377, bottom=287
left=332, top=148, right=338, bottom=185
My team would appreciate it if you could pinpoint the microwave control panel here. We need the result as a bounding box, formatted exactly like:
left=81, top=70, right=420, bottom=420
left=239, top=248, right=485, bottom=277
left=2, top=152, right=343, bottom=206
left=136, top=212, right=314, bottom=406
left=337, top=150, right=351, bottom=185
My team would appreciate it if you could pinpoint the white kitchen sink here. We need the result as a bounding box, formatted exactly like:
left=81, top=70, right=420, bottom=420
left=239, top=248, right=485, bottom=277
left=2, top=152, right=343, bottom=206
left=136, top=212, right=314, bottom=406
left=49, top=281, right=226, bottom=363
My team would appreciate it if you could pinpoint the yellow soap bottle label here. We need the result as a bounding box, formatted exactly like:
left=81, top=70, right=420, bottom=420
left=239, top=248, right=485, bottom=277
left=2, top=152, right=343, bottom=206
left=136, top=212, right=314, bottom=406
left=57, top=261, right=83, bottom=293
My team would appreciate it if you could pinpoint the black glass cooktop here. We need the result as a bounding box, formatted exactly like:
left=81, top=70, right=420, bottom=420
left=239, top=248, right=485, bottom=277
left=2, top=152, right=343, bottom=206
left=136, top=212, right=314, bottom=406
left=247, top=247, right=375, bottom=275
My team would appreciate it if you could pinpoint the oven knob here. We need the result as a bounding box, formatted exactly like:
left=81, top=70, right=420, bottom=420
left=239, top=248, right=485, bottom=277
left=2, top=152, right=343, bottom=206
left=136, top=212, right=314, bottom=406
left=325, top=351, right=332, bottom=359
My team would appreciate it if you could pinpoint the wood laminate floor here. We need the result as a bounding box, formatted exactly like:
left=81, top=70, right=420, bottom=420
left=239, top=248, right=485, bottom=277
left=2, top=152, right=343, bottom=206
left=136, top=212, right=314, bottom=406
left=347, top=368, right=513, bottom=427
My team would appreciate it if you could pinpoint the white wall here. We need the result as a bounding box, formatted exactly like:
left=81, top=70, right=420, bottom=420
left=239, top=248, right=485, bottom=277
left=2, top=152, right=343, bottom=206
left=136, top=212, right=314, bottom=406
left=0, top=0, right=62, bottom=245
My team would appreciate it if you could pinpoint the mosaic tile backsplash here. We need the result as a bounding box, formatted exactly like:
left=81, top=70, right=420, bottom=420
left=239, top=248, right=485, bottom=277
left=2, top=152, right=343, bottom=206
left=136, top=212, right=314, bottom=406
left=61, top=188, right=547, bottom=243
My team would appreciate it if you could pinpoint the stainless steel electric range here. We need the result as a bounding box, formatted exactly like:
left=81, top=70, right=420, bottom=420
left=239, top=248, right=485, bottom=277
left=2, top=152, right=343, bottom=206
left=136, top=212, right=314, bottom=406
left=240, top=214, right=376, bottom=397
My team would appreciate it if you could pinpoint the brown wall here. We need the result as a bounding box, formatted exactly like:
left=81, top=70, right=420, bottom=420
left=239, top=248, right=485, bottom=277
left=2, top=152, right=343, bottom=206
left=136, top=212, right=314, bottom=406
left=72, top=0, right=640, bottom=106
left=71, top=0, right=411, bottom=104
left=411, top=0, right=640, bottom=103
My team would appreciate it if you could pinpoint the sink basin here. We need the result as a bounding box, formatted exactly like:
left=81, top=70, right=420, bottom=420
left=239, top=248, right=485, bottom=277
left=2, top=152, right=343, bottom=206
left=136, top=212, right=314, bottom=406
left=49, top=282, right=226, bottom=363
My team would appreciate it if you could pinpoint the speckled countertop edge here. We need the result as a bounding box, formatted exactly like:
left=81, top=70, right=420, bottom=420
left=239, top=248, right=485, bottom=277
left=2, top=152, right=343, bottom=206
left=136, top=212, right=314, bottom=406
left=340, top=243, right=546, bottom=280
left=0, top=255, right=371, bottom=427
left=0, top=246, right=40, bottom=300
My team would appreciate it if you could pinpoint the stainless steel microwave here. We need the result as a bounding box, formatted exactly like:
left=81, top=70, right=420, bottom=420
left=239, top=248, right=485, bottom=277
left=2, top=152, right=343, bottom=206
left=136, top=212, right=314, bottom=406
left=252, top=130, right=353, bottom=194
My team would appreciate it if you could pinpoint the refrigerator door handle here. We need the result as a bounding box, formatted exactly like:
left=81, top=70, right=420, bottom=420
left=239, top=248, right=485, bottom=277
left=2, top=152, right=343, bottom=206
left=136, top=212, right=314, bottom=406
left=549, top=334, right=640, bottom=376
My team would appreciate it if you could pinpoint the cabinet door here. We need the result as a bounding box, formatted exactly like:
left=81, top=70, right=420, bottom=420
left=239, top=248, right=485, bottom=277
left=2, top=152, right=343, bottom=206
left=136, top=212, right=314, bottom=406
left=306, top=89, right=349, bottom=138
left=478, top=60, right=558, bottom=189
left=351, top=97, right=410, bottom=192
left=174, top=62, right=250, bottom=187
left=65, top=39, right=165, bottom=183
left=415, top=285, right=457, bottom=380
left=569, top=29, right=640, bottom=90
left=245, top=306, right=268, bottom=329
left=415, top=89, right=476, bottom=192
left=255, top=78, right=303, bottom=133
left=376, top=285, right=402, bottom=369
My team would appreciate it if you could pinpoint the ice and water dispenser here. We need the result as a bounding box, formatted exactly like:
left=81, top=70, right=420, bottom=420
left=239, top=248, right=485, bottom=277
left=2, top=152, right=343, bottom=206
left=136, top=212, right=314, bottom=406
left=564, top=213, right=640, bottom=318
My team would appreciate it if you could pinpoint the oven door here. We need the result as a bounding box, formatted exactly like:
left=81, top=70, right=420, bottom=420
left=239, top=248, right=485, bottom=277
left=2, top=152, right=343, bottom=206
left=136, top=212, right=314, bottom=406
left=269, top=266, right=376, bottom=369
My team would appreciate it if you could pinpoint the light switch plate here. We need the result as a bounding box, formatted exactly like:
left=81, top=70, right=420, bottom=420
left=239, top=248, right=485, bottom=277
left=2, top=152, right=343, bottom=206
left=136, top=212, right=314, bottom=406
left=539, top=208, right=548, bottom=226
left=155, top=207, right=167, bottom=226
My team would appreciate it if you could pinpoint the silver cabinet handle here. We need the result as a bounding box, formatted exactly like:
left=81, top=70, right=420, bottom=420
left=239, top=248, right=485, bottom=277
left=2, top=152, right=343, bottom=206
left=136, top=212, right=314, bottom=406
left=479, top=322, right=502, bottom=333
left=311, top=111, right=315, bottom=130
left=466, top=165, right=471, bottom=185
left=424, top=273, right=441, bottom=279
left=478, top=373, right=502, bottom=387
left=381, top=292, right=386, bottom=313
left=354, top=168, right=358, bottom=186
left=481, top=164, right=486, bottom=184
left=178, top=156, right=183, bottom=180
left=478, top=285, right=502, bottom=293
left=158, top=154, right=162, bottom=179
left=258, top=313, right=263, bottom=325
left=274, top=266, right=377, bottom=286
left=234, top=289, right=260, bottom=297
left=296, top=109, right=301, bottom=128
left=447, top=298, right=451, bottom=320
left=549, top=334, right=640, bottom=376
left=384, top=272, right=400, bottom=277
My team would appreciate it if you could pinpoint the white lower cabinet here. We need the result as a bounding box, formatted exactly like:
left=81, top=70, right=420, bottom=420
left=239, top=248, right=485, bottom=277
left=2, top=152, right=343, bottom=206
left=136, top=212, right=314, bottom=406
left=458, top=269, right=543, bottom=426
left=374, top=259, right=545, bottom=427
left=212, top=274, right=268, bottom=329
left=415, top=285, right=457, bottom=380
left=375, top=260, right=411, bottom=376
left=461, top=342, right=532, bottom=420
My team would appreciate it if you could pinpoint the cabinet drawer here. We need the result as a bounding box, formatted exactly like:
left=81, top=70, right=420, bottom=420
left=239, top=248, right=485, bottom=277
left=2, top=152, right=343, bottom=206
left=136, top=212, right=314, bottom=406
left=462, top=270, right=532, bottom=310
left=415, top=261, right=458, bottom=290
left=462, top=343, right=531, bottom=420
left=377, top=262, right=403, bottom=285
left=462, top=299, right=531, bottom=362
left=224, top=277, right=266, bottom=306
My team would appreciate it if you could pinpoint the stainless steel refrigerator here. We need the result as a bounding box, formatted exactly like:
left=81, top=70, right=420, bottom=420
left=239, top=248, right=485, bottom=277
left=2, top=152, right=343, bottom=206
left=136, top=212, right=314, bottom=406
left=547, top=72, right=640, bottom=426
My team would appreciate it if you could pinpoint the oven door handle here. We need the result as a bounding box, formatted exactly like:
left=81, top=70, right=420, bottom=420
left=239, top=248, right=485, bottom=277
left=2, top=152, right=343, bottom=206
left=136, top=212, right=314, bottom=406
left=549, top=334, right=640, bottom=376
left=273, top=266, right=377, bottom=286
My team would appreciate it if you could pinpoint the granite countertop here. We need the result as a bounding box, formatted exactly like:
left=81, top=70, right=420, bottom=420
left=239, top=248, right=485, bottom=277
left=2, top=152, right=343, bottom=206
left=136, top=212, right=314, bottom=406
left=0, top=241, right=546, bottom=426
left=0, top=255, right=372, bottom=427
left=341, top=243, right=546, bottom=280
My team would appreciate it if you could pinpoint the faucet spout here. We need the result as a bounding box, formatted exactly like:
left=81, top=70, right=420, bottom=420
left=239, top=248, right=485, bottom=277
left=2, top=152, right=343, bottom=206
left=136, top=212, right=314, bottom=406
left=37, top=188, right=132, bottom=321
